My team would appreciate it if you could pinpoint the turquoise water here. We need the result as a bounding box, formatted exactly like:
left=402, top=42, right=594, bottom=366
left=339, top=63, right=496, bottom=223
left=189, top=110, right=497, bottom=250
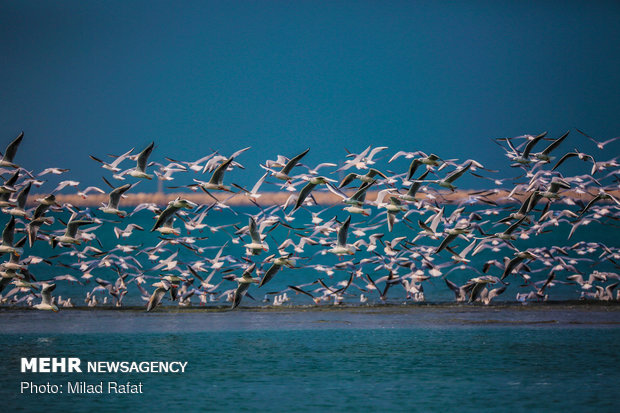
left=2, top=307, right=619, bottom=412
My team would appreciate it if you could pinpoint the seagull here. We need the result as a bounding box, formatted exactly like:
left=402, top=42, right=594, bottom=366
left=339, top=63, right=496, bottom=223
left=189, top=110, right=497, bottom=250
left=434, top=225, right=472, bottom=254
left=340, top=146, right=388, bottom=171
left=576, top=128, right=620, bottom=150
left=2, top=181, right=31, bottom=218
left=27, top=196, right=58, bottom=246
left=0, top=235, right=27, bottom=276
left=490, top=216, right=527, bottom=241
left=551, top=149, right=595, bottom=172
left=259, top=253, right=296, bottom=287
left=327, top=181, right=375, bottom=215
left=113, top=223, right=145, bottom=239
left=244, top=216, right=268, bottom=255
left=578, top=190, right=620, bottom=218
left=233, top=171, right=268, bottom=200
left=34, top=283, right=59, bottom=312
left=151, top=198, right=197, bottom=232
left=146, top=280, right=174, bottom=312
left=501, top=131, right=547, bottom=165
left=51, top=213, right=94, bottom=247
left=384, top=197, right=407, bottom=232
left=328, top=215, right=356, bottom=256
left=271, top=148, right=310, bottom=181
left=423, top=162, right=472, bottom=191
left=0, top=217, right=23, bottom=257
left=77, top=186, right=106, bottom=199
left=399, top=170, right=430, bottom=202
left=406, top=153, right=441, bottom=180
left=0, top=169, right=20, bottom=205
left=99, top=182, right=133, bottom=217
left=38, top=167, right=70, bottom=176
left=231, top=263, right=258, bottom=309
left=338, top=168, right=387, bottom=188
left=533, top=131, right=569, bottom=163
left=128, top=141, right=155, bottom=179
left=89, top=147, right=134, bottom=172
left=291, top=176, right=333, bottom=213
left=527, top=177, right=571, bottom=211
left=0, top=131, right=24, bottom=168
left=501, top=251, right=537, bottom=281
left=198, top=157, right=235, bottom=192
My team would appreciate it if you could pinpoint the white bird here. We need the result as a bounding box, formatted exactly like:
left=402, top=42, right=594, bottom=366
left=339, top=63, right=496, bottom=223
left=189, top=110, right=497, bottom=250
left=34, top=283, right=59, bottom=312
left=128, top=141, right=155, bottom=179
left=89, top=147, right=134, bottom=172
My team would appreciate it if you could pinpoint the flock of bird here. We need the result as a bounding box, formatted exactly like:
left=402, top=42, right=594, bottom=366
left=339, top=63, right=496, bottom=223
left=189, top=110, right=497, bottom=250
left=0, top=129, right=619, bottom=312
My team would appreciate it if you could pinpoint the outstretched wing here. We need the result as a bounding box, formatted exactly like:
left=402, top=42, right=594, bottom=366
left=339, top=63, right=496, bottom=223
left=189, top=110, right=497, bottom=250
left=338, top=215, right=351, bottom=246
left=2, top=217, right=16, bottom=246
left=541, top=131, right=569, bottom=155
left=249, top=217, right=261, bottom=243
left=2, top=131, right=24, bottom=163
left=109, top=184, right=132, bottom=208
left=522, top=131, right=547, bottom=157
left=41, top=283, right=57, bottom=305
left=137, top=142, right=155, bottom=172
left=293, top=182, right=317, bottom=211
left=209, top=157, right=234, bottom=185
left=445, top=162, right=472, bottom=184
left=282, top=148, right=310, bottom=175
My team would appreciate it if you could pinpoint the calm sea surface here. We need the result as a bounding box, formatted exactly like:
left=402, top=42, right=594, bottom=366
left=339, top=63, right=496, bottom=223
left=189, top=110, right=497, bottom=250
left=2, top=307, right=619, bottom=412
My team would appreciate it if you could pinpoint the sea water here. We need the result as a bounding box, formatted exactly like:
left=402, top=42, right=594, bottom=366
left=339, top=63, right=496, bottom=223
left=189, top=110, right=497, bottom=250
left=1, top=307, right=619, bottom=412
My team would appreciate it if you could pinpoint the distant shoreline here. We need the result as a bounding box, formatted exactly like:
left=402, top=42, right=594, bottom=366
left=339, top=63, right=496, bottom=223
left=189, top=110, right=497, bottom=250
left=26, top=189, right=612, bottom=207
left=2, top=300, right=620, bottom=312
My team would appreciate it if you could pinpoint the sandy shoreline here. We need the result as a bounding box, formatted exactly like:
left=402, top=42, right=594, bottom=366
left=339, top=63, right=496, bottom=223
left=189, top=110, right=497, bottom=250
left=26, top=189, right=616, bottom=207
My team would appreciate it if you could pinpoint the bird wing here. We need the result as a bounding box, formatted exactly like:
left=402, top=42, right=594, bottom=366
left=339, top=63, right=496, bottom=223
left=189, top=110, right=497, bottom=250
left=338, top=215, right=351, bottom=246
left=522, top=131, right=547, bottom=157
left=338, top=173, right=358, bottom=188
left=136, top=142, right=155, bottom=172
left=66, top=220, right=94, bottom=238
left=146, top=287, right=167, bottom=312
left=249, top=217, right=261, bottom=244
left=258, top=263, right=281, bottom=288
left=387, top=211, right=395, bottom=232
left=351, top=182, right=374, bottom=201
left=368, top=168, right=387, bottom=179
left=435, top=233, right=457, bottom=254
left=109, top=184, right=132, bottom=208
left=406, top=170, right=430, bottom=197
left=501, top=256, right=524, bottom=280
left=282, top=148, right=310, bottom=175
left=551, top=152, right=577, bottom=171
left=232, top=282, right=250, bottom=309
left=41, top=283, right=56, bottom=305
left=430, top=207, right=444, bottom=233
left=541, top=131, right=569, bottom=155
left=2, top=217, right=16, bottom=246
left=2, top=131, right=24, bottom=162
left=251, top=172, right=269, bottom=194
left=209, top=157, right=234, bottom=185
left=151, top=205, right=177, bottom=231
left=15, top=182, right=32, bottom=209
left=293, top=182, right=317, bottom=211
left=444, top=162, right=472, bottom=183
left=505, top=216, right=526, bottom=235
left=407, top=159, right=422, bottom=181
